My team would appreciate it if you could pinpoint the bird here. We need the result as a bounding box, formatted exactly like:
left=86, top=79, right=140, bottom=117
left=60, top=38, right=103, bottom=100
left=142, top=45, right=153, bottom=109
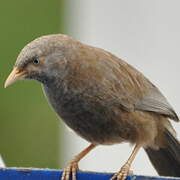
left=4, top=34, right=180, bottom=180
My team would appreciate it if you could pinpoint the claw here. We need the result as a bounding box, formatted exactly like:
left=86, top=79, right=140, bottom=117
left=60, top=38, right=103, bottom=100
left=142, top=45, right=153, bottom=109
left=110, top=144, right=140, bottom=180
left=61, top=162, right=79, bottom=180
left=110, top=164, right=132, bottom=180
left=60, top=144, right=96, bottom=180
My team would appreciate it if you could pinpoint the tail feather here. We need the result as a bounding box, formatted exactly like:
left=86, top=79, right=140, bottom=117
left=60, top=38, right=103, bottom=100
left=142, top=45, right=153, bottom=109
left=165, top=130, right=180, bottom=160
left=145, top=130, right=180, bottom=177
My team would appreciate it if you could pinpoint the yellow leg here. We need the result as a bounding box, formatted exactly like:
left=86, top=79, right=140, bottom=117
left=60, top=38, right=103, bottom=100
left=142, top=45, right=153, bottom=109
left=110, top=144, right=141, bottom=180
left=61, top=143, right=96, bottom=180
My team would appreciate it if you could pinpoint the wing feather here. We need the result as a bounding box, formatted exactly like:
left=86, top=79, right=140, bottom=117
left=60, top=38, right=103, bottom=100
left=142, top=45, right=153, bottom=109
left=96, top=50, right=179, bottom=121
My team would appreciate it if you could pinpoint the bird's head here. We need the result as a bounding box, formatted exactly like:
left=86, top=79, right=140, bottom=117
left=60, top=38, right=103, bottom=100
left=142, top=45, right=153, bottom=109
left=4, top=34, right=74, bottom=88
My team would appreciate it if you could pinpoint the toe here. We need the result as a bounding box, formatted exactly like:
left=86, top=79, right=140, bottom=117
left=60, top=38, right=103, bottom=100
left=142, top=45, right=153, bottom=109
left=72, top=166, right=77, bottom=180
left=61, top=162, right=79, bottom=180
left=117, top=172, right=128, bottom=180
left=61, top=166, right=71, bottom=180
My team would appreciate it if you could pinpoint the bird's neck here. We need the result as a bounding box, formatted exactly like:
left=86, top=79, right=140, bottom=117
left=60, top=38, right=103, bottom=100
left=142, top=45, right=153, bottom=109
left=42, top=75, right=68, bottom=100
left=42, top=77, right=72, bottom=117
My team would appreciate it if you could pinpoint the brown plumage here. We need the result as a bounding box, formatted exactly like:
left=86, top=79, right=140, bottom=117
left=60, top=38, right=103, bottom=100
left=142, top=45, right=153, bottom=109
left=4, top=34, right=180, bottom=180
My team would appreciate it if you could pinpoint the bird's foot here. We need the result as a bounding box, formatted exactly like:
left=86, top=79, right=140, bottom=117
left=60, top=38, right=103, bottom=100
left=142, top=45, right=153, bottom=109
left=110, top=164, right=133, bottom=180
left=61, top=161, right=79, bottom=180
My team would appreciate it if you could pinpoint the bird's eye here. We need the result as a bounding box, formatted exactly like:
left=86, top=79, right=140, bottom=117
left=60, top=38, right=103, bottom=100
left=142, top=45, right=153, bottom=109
left=32, top=58, right=39, bottom=65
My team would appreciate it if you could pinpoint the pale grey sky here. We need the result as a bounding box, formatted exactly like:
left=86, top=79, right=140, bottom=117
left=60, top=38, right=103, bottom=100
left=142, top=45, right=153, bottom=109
left=64, top=0, right=180, bottom=176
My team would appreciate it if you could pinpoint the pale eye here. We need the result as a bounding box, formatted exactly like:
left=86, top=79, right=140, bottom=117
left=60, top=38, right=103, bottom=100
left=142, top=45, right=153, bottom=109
left=32, top=58, right=40, bottom=65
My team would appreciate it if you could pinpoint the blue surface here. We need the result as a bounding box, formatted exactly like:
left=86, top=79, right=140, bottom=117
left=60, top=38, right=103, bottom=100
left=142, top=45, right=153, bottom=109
left=0, top=168, right=179, bottom=180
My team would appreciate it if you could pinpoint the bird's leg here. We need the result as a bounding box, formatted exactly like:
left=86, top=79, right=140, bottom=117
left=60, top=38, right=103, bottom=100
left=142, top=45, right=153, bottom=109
left=61, top=143, right=96, bottom=180
left=110, top=143, right=141, bottom=180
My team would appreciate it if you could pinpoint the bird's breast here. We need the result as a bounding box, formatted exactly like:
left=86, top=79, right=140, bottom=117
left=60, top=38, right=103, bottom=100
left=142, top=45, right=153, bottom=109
left=42, top=84, right=134, bottom=145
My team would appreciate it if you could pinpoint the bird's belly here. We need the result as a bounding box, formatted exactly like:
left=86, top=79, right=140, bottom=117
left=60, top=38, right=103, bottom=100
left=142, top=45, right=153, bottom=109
left=59, top=105, right=126, bottom=145
left=43, top=86, right=137, bottom=145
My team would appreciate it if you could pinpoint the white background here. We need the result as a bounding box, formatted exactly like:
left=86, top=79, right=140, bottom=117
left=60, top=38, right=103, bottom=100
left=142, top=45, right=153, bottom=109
left=63, top=0, right=180, bottom=176
left=0, top=155, right=5, bottom=167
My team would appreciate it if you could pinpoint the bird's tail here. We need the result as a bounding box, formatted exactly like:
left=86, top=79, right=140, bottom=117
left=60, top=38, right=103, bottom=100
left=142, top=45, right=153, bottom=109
left=144, top=129, right=180, bottom=177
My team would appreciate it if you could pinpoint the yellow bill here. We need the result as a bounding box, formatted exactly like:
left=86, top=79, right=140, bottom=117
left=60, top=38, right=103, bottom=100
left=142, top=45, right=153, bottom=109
left=4, top=67, right=27, bottom=88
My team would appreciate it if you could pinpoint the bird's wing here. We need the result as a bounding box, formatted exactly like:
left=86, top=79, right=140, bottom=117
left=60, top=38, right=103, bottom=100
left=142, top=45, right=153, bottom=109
left=134, top=86, right=179, bottom=121
left=98, top=52, right=179, bottom=121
